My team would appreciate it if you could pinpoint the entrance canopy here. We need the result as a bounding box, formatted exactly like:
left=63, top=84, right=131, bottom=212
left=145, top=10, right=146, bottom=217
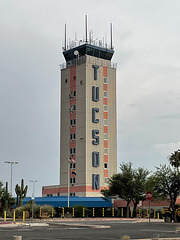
left=23, top=196, right=113, bottom=208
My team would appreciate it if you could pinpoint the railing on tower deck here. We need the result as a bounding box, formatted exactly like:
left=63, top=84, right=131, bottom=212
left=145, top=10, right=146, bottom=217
left=60, top=56, right=117, bottom=70
left=62, top=39, right=114, bottom=52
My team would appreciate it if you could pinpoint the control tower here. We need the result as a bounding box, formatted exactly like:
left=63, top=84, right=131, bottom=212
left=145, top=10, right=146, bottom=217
left=42, top=18, right=117, bottom=197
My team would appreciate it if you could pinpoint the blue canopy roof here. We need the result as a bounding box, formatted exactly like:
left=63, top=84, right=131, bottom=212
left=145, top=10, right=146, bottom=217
left=23, top=196, right=112, bottom=208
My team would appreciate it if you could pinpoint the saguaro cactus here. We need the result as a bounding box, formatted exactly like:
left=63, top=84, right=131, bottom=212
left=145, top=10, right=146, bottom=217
left=15, top=184, right=20, bottom=207
left=4, top=182, right=9, bottom=211
left=15, top=179, right=28, bottom=207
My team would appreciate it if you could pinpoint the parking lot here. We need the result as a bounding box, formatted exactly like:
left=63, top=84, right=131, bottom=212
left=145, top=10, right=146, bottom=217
left=0, top=218, right=180, bottom=240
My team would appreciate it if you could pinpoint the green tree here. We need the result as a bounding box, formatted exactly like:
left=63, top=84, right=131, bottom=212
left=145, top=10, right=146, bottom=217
left=0, top=181, right=15, bottom=214
left=131, top=167, right=149, bottom=217
left=101, top=163, right=149, bottom=217
left=152, top=164, right=180, bottom=222
left=0, top=181, right=4, bottom=199
left=101, top=163, right=133, bottom=217
left=169, top=150, right=180, bottom=172
left=146, top=175, right=163, bottom=200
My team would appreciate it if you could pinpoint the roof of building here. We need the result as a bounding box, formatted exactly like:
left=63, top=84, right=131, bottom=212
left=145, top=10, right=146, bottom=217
left=23, top=196, right=113, bottom=208
left=114, top=199, right=171, bottom=208
left=63, top=43, right=114, bottom=61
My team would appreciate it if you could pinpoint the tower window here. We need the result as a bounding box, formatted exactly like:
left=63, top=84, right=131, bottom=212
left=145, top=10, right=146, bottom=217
left=73, top=91, right=76, bottom=97
left=70, top=119, right=76, bottom=126
left=104, top=148, right=108, bottom=155
left=73, top=76, right=76, bottom=80
left=104, top=91, right=108, bottom=98
left=73, top=105, right=76, bottom=111
left=103, top=105, right=108, bottom=112
left=104, top=133, right=108, bottom=140
left=70, top=193, right=75, bottom=196
left=104, top=119, right=108, bottom=126
left=65, top=79, right=68, bottom=83
left=104, top=177, right=108, bottom=184
left=70, top=178, right=76, bottom=184
left=80, top=80, right=83, bottom=84
left=70, top=148, right=76, bottom=154
left=104, top=78, right=108, bottom=84
left=70, top=163, right=76, bottom=169
left=104, top=163, right=108, bottom=169
left=70, top=133, right=76, bottom=140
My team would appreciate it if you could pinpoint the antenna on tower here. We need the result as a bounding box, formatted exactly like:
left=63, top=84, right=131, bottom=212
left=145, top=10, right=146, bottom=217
left=85, top=15, right=88, bottom=43
left=105, top=33, right=107, bottom=48
left=64, top=23, right=67, bottom=51
left=110, top=22, right=113, bottom=49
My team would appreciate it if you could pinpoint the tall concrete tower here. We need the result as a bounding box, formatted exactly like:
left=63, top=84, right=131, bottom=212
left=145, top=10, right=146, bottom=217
left=42, top=21, right=117, bottom=197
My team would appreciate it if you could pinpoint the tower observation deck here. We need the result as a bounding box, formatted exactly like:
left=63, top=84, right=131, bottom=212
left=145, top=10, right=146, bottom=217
left=63, top=42, right=114, bottom=62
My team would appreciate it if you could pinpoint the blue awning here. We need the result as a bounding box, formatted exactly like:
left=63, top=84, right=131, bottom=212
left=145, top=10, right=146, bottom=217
left=23, top=196, right=112, bottom=208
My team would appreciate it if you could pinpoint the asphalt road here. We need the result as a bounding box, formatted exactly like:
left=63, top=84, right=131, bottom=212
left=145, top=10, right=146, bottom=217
left=0, top=220, right=180, bottom=240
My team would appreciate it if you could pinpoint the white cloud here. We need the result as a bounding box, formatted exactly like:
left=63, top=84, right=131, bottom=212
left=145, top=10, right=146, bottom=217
left=153, top=142, right=180, bottom=156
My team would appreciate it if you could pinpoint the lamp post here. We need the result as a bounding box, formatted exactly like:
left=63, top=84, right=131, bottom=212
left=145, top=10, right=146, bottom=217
left=4, top=161, right=18, bottom=195
left=67, top=158, right=70, bottom=208
left=29, top=180, right=38, bottom=221
left=67, top=156, right=76, bottom=208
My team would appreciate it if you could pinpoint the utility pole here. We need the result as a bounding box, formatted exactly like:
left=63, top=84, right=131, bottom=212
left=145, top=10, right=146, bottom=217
left=4, top=161, right=18, bottom=195
left=29, top=180, right=38, bottom=221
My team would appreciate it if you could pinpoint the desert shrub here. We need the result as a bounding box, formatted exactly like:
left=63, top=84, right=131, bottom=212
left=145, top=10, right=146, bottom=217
left=14, top=206, right=24, bottom=218
left=40, top=205, right=55, bottom=218
left=22, top=201, right=40, bottom=218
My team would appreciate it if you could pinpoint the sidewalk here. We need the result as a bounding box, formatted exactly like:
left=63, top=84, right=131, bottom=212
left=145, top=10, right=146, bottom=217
left=0, top=217, right=164, bottom=225
left=47, top=217, right=164, bottom=222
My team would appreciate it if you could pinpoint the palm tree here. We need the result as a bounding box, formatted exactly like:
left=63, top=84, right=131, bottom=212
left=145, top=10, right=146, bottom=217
left=169, top=150, right=180, bottom=172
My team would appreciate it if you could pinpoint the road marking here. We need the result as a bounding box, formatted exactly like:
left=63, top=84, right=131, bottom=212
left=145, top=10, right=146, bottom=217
left=67, top=227, right=88, bottom=229
left=141, top=229, right=175, bottom=233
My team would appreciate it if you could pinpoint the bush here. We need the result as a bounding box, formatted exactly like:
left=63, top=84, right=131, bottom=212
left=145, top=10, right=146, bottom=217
left=40, top=205, right=55, bottom=218
left=23, top=201, right=40, bottom=218
left=14, top=206, right=24, bottom=219
left=14, top=202, right=55, bottom=219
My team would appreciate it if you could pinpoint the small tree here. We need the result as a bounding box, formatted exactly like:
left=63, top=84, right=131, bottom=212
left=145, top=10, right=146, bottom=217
left=0, top=181, right=15, bottom=214
left=101, top=163, right=149, bottom=217
left=169, top=150, right=180, bottom=171
left=131, top=167, right=149, bottom=217
left=0, top=181, right=4, bottom=199
left=102, top=163, right=133, bottom=217
left=153, top=164, right=180, bottom=222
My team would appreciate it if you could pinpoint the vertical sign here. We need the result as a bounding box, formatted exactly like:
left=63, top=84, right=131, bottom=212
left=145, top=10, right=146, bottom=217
left=92, top=65, right=100, bottom=189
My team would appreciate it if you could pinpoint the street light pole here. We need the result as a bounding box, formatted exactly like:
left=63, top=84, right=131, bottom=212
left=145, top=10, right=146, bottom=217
left=29, top=180, right=38, bottom=221
left=67, top=158, right=70, bottom=208
left=4, top=161, right=18, bottom=195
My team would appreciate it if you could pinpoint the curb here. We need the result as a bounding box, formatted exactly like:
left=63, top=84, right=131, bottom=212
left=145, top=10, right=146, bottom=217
left=49, top=223, right=111, bottom=229
left=0, top=222, right=49, bottom=228
left=47, top=218, right=164, bottom=222
left=136, top=239, right=180, bottom=240
left=0, top=222, right=109, bottom=229
left=26, top=223, right=49, bottom=227
left=0, top=223, right=16, bottom=228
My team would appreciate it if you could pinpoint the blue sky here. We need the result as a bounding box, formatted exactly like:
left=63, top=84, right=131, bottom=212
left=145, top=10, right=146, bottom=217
left=0, top=0, right=180, bottom=196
